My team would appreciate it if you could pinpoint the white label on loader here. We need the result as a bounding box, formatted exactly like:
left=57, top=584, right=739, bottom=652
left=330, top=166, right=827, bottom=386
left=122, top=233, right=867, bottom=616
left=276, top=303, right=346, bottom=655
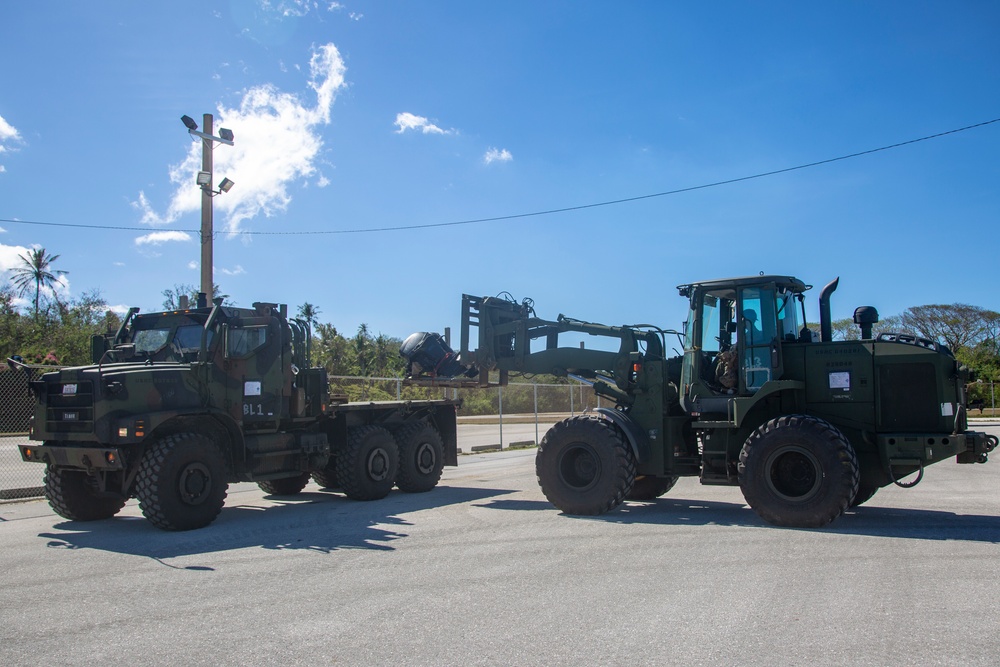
left=244, top=380, right=262, bottom=396
left=828, top=371, right=850, bottom=390
left=941, top=402, right=954, bottom=417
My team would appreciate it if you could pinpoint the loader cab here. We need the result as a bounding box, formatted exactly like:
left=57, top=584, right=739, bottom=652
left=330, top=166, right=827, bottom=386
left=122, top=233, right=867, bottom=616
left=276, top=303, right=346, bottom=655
left=677, top=276, right=809, bottom=414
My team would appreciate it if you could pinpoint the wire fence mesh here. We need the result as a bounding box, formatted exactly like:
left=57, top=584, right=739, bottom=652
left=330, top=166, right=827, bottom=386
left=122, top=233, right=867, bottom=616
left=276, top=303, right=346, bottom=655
left=0, top=368, right=603, bottom=500
left=1, top=366, right=48, bottom=500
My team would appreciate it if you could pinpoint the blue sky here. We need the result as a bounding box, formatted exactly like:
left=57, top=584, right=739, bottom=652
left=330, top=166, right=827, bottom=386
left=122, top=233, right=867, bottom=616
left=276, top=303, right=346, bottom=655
left=1, top=1, right=997, bottom=343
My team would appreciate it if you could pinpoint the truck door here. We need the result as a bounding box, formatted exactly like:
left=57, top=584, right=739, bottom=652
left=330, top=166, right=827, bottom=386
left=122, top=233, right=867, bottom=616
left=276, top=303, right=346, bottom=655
left=225, top=316, right=287, bottom=430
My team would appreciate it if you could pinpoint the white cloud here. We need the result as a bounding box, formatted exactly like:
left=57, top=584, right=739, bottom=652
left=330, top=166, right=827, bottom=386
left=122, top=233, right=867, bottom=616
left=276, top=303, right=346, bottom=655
left=0, top=114, right=23, bottom=172
left=483, top=147, right=513, bottom=165
left=187, top=261, right=198, bottom=270
left=135, top=231, right=193, bottom=246
left=0, top=242, right=31, bottom=273
left=219, top=265, right=246, bottom=276
left=394, top=112, right=453, bottom=135
left=133, top=42, right=348, bottom=235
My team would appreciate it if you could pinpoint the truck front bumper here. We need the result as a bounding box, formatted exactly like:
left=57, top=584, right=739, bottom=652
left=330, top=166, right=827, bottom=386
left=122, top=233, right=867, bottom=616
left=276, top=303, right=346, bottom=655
left=19, top=444, right=125, bottom=471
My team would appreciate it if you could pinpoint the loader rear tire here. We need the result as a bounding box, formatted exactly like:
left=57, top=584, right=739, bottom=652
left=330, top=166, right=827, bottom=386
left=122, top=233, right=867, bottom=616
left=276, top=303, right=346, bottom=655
left=536, top=415, right=636, bottom=515
left=394, top=422, right=445, bottom=493
left=44, top=466, right=126, bottom=521
left=626, top=475, right=678, bottom=500
left=336, top=425, right=399, bottom=501
left=258, top=473, right=310, bottom=496
left=311, top=470, right=339, bottom=490
left=738, top=415, right=858, bottom=528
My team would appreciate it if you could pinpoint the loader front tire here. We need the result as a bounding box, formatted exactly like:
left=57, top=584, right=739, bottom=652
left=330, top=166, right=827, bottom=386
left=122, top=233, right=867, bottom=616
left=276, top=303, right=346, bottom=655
left=536, top=415, right=636, bottom=515
left=738, top=415, right=859, bottom=528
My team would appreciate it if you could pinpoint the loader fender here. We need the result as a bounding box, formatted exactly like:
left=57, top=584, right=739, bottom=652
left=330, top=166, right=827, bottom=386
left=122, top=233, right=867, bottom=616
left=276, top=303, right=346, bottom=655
left=594, top=408, right=650, bottom=464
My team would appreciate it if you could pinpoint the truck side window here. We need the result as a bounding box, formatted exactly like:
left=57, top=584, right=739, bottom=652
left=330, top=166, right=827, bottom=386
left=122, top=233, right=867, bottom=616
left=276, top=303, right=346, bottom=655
left=227, top=326, right=268, bottom=358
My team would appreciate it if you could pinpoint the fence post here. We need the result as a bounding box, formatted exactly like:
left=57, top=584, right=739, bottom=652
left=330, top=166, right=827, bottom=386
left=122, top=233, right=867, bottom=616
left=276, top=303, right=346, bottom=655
left=498, top=384, right=504, bottom=450
left=570, top=382, right=574, bottom=416
left=534, top=382, right=539, bottom=445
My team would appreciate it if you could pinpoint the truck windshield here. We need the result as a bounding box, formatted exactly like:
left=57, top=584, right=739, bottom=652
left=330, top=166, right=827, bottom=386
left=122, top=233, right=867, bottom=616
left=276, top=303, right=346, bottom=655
left=133, top=328, right=171, bottom=354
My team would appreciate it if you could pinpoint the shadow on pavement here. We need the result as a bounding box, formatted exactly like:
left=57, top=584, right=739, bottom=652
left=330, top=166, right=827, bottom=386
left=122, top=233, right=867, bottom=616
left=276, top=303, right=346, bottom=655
left=479, top=496, right=1000, bottom=543
left=37, top=485, right=516, bottom=565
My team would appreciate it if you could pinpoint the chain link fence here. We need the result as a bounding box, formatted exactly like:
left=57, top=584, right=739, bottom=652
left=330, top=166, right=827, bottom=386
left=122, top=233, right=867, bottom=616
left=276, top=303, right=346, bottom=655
left=1, top=366, right=49, bottom=500
left=0, top=368, right=602, bottom=500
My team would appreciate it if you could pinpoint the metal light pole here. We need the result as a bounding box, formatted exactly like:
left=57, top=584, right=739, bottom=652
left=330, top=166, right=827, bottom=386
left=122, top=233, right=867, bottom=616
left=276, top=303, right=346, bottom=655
left=180, top=114, right=235, bottom=302
left=200, top=113, right=214, bottom=301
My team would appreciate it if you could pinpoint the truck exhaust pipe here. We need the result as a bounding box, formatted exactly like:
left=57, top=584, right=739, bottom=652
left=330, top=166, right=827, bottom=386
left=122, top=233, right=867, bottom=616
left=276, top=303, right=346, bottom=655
left=819, top=277, right=839, bottom=343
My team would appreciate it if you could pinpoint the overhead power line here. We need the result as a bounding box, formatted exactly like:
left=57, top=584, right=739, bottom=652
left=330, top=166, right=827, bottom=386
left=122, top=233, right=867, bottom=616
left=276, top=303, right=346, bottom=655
left=2, top=116, right=998, bottom=236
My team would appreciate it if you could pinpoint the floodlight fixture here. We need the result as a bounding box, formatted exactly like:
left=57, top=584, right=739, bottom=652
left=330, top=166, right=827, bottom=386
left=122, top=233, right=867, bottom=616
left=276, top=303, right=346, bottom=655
left=218, top=128, right=234, bottom=142
left=196, top=171, right=212, bottom=186
left=181, top=115, right=198, bottom=131
left=218, top=177, right=235, bottom=193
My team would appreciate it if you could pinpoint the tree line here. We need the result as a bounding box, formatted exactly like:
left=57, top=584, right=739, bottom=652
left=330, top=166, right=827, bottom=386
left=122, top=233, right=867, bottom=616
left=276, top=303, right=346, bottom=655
left=2, top=247, right=998, bottom=405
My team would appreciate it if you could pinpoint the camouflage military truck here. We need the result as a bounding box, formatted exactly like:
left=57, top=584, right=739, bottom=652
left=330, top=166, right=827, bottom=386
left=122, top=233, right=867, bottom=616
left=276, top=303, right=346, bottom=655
left=13, top=297, right=458, bottom=531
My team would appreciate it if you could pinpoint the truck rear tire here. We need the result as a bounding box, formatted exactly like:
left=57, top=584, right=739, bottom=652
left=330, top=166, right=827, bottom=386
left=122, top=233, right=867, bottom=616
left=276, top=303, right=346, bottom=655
left=536, top=415, right=636, bottom=515
left=336, top=425, right=399, bottom=501
left=135, top=433, right=229, bottom=531
left=311, top=469, right=339, bottom=490
left=850, top=482, right=879, bottom=508
left=738, top=415, right=859, bottom=528
left=258, top=473, right=310, bottom=496
left=394, top=422, right=445, bottom=493
left=626, top=475, right=678, bottom=500
left=44, top=466, right=127, bottom=521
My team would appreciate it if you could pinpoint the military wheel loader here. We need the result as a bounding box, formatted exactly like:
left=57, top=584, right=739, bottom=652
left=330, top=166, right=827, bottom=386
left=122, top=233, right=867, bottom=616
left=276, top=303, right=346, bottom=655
left=402, top=275, right=996, bottom=528
left=12, top=296, right=459, bottom=531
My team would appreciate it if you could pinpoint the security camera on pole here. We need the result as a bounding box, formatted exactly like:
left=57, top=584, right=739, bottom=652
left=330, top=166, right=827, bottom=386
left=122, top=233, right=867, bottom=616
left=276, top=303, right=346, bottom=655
left=180, top=114, right=235, bottom=302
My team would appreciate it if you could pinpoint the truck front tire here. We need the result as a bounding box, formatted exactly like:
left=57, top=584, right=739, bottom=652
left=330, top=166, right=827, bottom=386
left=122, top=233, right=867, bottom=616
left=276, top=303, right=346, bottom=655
left=136, top=433, right=229, bottom=531
left=44, top=466, right=126, bottom=521
left=536, top=415, right=636, bottom=515
left=394, top=423, right=445, bottom=493
left=336, top=426, right=399, bottom=501
left=738, top=415, right=859, bottom=528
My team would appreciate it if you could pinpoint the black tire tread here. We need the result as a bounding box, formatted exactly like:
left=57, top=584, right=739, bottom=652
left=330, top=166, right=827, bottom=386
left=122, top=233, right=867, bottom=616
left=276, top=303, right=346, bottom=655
left=135, top=433, right=228, bottom=531
left=738, top=414, right=859, bottom=528
left=335, top=425, right=398, bottom=501
left=626, top=475, right=678, bottom=501
left=536, top=414, right=636, bottom=515
left=394, top=422, right=445, bottom=493
left=258, top=472, right=310, bottom=496
left=44, top=466, right=126, bottom=521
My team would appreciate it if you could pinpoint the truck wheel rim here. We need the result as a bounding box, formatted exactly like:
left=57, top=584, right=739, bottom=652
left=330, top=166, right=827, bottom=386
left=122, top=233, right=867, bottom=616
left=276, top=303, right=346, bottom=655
left=367, top=448, right=390, bottom=482
left=415, top=442, right=436, bottom=475
left=179, top=462, right=212, bottom=506
left=558, top=444, right=600, bottom=491
left=765, top=446, right=820, bottom=502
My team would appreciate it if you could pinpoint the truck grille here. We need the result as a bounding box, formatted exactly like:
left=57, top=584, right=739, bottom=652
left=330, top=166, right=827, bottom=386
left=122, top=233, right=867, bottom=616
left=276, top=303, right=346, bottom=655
left=45, top=381, right=95, bottom=433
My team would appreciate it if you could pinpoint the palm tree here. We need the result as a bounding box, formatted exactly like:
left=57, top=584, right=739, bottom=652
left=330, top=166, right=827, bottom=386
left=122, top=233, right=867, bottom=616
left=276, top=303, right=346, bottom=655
left=9, top=248, right=68, bottom=318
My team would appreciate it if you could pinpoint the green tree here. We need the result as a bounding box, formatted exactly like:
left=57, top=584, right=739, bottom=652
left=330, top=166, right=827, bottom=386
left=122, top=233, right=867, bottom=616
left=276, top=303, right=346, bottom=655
left=899, top=304, right=999, bottom=354
left=8, top=248, right=68, bottom=319
left=297, top=302, right=321, bottom=328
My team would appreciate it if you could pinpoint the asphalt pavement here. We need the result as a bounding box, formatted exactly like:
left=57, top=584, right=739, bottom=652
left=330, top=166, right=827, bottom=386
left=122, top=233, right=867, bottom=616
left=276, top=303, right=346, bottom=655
left=1, top=425, right=999, bottom=666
